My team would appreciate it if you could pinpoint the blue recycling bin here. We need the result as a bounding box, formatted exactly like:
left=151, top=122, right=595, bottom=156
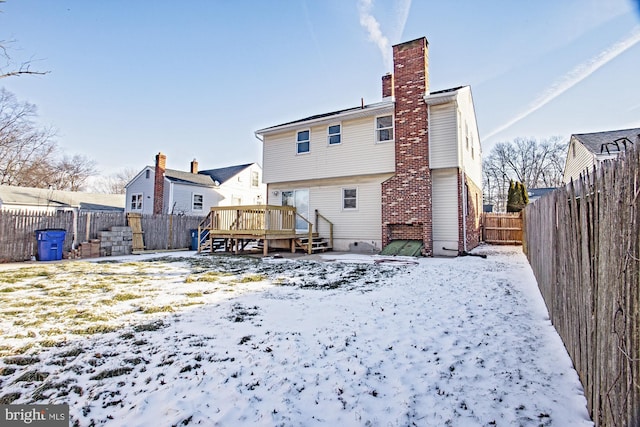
left=35, top=229, right=66, bottom=261
left=190, top=229, right=209, bottom=250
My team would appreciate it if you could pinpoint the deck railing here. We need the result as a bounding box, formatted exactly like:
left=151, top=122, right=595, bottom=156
left=205, top=205, right=297, bottom=234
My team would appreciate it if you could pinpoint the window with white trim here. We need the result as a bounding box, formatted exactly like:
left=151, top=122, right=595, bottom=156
left=342, top=188, right=357, bottom=210
left=376, top=115, right=393, bottom=142
left=328, top=124, right=341, bottom=145
left=192, top=194, right=203, bottom=211
left=251, top=171, right=259, bottom=187
left=297, top=130, right=310, bottom=154
left=130, top=193, right=143, bottom=211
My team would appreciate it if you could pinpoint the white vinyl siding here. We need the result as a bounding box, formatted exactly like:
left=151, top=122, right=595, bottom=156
left=262, top=116, right=395, bottom=184
left=429, top=103, right=458, bottom=169
left=563, top=139, right=597, bottom=183
left=457, top=88, right=482, bottom=186
left=125, top=167, right=155, bottom=214
left=266, top=174, right=390, bottom=251
left=432, top=169, right=459, bottom=257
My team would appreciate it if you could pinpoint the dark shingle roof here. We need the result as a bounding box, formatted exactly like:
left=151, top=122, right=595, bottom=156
left=198, top=163, right=253, bottom=185
left=257, top=86, right=467, bottom=134
left=573, top=128, right=640, bottom=155
left=164, top=169, right=216, bottom=186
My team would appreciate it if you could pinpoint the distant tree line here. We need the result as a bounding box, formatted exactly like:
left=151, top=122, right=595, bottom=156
left=483, top=136, right=567, bottom=212
left=1, top=12, right=134, bottom=194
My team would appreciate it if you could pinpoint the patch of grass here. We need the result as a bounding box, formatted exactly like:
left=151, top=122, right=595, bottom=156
left=13, top=370, right=49, bottom=382
left=142, top=305, right=174, bottom=314
left=63, top=309, right=110, bottom=322
left=113, top=292, right=142, bottom=301
left=184, top=271, right=232, bottom=283
left=72, top=324, right=119, bottom=335
left=0, top=286, right=18, bottom=292
left=56, top=348, right=84, bottom=358
left=184, top=292, right=203, bottom=298
left=41, top=328, right=65, bottom=336
left=0, top=268, right=52, bottom=284
left=39, top=339, right=62, bottom=348
left=133, top=320, right=164, bottom=332
left=0, top=366, right=17, bottom=376
left=3, top=356, right=40, bottom=365
left=240, top=274, right=266, bottom=283
left=90, top=367, right=133, bottom=380
left=0, top=392, right=21, bottom=404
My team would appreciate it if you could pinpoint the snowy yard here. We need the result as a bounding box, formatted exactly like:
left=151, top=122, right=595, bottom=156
left=0, top=245, right=592, bottom=426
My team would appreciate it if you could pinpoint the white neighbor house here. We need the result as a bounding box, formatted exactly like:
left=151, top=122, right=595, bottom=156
left=562, top=128, right=640, bottom=184
left=256, top=38, right=483, bottom=256
left=125, top=153, right=265, bottom=216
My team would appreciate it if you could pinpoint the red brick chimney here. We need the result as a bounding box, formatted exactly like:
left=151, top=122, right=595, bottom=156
left=190, top=158, right=198, bottom=174
left=382, top=73, right=393, bottom=98
left=381, top=37, right=433, bottom=255
left=153, top=152, right=166, bottom=214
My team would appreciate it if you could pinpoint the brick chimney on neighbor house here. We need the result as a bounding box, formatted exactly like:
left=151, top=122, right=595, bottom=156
left=153, top=152, right=166, bottom=214
left=190, top=159, right=198, bottom=174
left=382, top=73, right=393, bottom=98
left=381, top=37, right=433, bottom=255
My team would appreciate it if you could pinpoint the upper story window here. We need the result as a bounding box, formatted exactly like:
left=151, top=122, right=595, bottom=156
left=192, top=194, right=203, bottom=211
left=130, top=193, right=143, bottom=211
left=342, top=188, right=357, bottom=210
left=328, top=124, right=341, bottom=145
left=297, top=130, right=310, bottom=154
left=376, top=115, right=393, bottom=142
left=145, top=169, right=150, bottom=179
left=251, top=171, right=259, bottom=187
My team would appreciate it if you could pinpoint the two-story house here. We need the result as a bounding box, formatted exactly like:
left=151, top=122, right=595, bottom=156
left=563, top=128, right=639, bottom=184
left=256, top=37, right=482, bottom=256
left=125, top=153, right=265, bottom=216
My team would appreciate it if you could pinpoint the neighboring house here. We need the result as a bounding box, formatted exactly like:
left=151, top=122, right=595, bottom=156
left=255, top=37, right=483, bottom=256
left=0, top=185, right=125, bottom=213
left=563, top=128, right=639, bottom=183
left=124, top=153, right=265, bottom=215
left=527, top=187, right=556, bottom=203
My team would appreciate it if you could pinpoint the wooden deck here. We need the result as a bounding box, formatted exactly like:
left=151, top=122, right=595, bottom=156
left=197, top=205, right=332, bottom=255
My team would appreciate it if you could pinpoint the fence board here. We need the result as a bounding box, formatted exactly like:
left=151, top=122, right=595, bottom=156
left=524, top=145, right=640, bottom=426
left=0, top=209, right=203, bottom=262
left=482, top=212, right=523, bottom=244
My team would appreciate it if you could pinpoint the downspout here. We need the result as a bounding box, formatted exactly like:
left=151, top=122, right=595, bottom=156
left=167, top=181, right=174, bottom=215
left=456, top=104, right=468, bottom=254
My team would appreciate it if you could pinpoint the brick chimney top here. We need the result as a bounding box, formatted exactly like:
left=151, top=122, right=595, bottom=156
left=153, top=152, right=167, bottom=214
left=190, top=158, right=198, bottom=174
left=382, top=73, right=393, bottom=99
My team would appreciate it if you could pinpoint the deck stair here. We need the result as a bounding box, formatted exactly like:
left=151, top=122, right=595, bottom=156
left=295, top=236, right=331, bottom=253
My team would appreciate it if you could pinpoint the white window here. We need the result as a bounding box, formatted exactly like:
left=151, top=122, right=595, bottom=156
left=297, top=130, right=310, bottom=154
left=251, top=171, right=259, bottom=187
left=342, top=188, right=357, bottom=210
left=328, top=124, right=341, bottom=145
left=130, top=193, right=143, bottom=211
left=376, top=115, right=393, bottom=142
left=192, top=194, right=203, bottom=211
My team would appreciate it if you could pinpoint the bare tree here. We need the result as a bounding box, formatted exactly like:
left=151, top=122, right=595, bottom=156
left=0, top=88, right=57, bottom=186
left=483, top=136, right=567, bottom=211
left=48, top=154, right=97, bottom=191
left=0, top=88, right=99, bottom=190
left=1, top=1, right=49, bottom=79
left=89, top=167, right=138, bottom=194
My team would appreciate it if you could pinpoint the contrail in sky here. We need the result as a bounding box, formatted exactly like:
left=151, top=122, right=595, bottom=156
left=484, top=25, right=640, bottom=141
left=358, top=0, right=412, bottom=71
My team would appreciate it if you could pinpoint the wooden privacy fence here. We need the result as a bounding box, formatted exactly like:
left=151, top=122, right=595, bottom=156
left=524, top=146, right=639, bottom=427
left=482, top=212, right=523, bottom=244
left=0, top=210, right=204, bottom=262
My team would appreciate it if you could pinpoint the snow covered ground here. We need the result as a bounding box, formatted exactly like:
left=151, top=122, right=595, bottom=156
left=0, top=245, right=592, bottom=426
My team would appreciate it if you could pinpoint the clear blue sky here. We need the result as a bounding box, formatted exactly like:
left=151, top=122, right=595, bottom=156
left=2, top=0, right=639, bottom=178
